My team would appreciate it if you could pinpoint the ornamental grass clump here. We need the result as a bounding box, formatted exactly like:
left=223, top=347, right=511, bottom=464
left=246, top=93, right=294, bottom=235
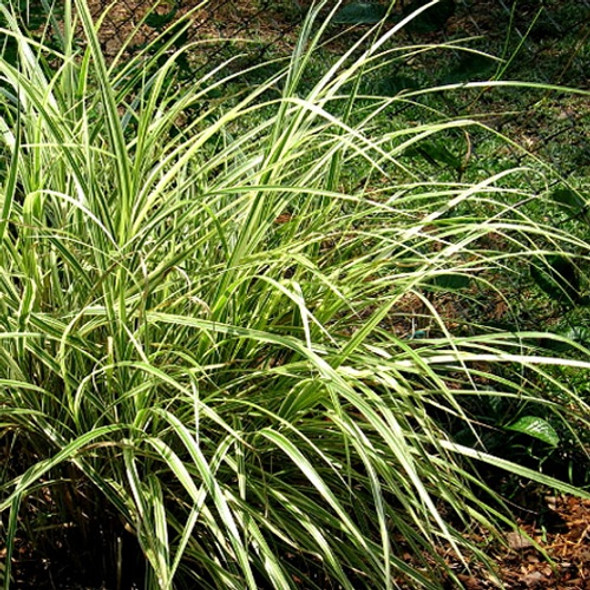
left=0, top=1, right=589, bottom=588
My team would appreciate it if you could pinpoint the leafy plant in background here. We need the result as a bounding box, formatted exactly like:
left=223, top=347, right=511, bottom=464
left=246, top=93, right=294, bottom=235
left=334, top=2, right=388, bottom=24
left=0, top=1, right=589, bottom=589
left=334, top=0, right=455, bottom=31
left=530, top=189, right=587, bottom=307
left=530, top=185, right=590, bottom=343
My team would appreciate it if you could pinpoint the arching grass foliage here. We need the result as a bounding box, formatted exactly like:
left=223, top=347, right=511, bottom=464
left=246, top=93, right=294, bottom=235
left=0, top=1, right=589, bottom=588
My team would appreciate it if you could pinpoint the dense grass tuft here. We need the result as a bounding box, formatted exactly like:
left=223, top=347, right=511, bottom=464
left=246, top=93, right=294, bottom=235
left=1, top=1, right=589, bottom=588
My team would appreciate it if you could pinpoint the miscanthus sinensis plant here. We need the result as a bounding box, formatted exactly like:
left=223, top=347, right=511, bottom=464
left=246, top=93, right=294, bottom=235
left=0, top=1, right=589, bottom=588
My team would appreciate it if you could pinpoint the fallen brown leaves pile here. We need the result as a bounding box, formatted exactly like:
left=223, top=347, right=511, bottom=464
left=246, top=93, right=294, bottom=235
left=448, top=495, right=589, bottom=589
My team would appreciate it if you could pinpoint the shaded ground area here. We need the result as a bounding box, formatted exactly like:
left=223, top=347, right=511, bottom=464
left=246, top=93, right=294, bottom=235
left=442, top=495, right=590, bottom=589
left=3, top=492, right=589, bottom=588
left=498, top=495, right=590, bottom=589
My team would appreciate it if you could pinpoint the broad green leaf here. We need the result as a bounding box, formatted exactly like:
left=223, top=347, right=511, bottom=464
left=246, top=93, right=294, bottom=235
left=334, top=2, right=387, bottom=24
left=560, top=326, right=590, bottom=345
left=530, top=255, right=580, bottom=304
left=543, top=326, right=590, bottom=352
left=550, top=188, right=586, bottom=213
left=442, top=53, right=496, bottom=84
left=505, top=416, right=560, bottom=447
left=403, top=0, right=455, bottom=33
left=406, top=140, right=462, bottom=169
left=429, top=273, right=471, bottom=290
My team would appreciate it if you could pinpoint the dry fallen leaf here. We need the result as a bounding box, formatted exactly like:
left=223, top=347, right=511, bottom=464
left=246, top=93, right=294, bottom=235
left=522, top=570, right=545, bottom=587
left=507, top=531, right=535, bottom=550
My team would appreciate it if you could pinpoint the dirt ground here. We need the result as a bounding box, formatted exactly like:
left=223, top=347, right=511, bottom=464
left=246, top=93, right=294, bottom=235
left=440, top=495, right=590, bottom=589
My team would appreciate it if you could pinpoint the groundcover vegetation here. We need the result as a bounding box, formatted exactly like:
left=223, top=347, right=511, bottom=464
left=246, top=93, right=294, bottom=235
left=0, top=0, right=589, bottom=588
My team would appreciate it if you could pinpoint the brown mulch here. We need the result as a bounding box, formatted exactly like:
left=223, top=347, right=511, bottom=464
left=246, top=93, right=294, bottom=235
left=508, top=495, right=590, bottom=589
left=391, top=494, right=590, bottom=589
left=462, top=495, right=590, bottom=589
